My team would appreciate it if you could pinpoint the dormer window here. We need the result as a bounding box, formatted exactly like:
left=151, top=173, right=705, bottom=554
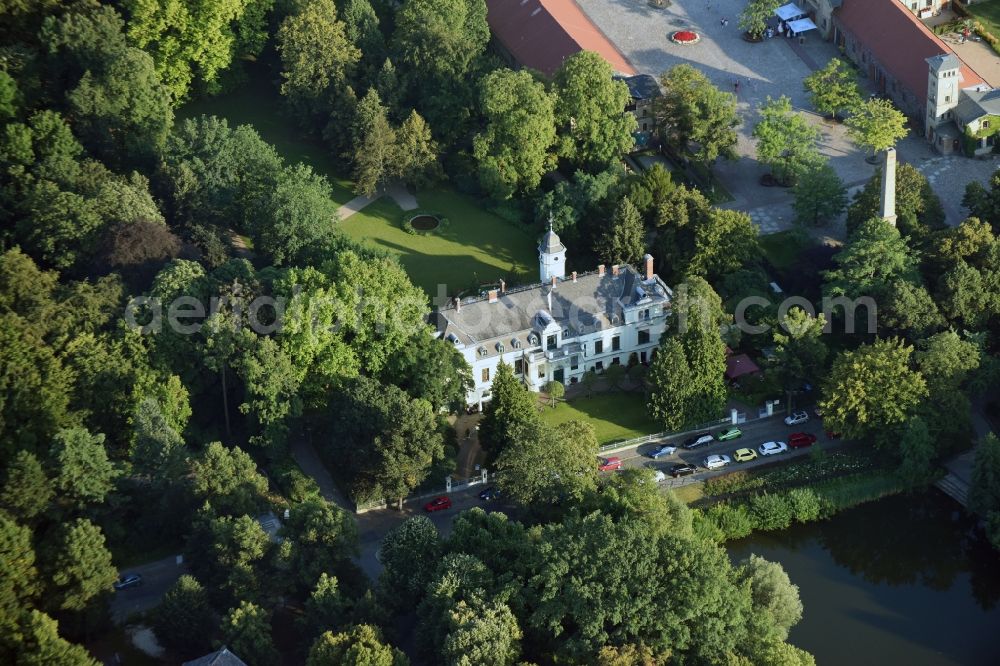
left=984, top=119, right=991, bottom=129
left=512, top=338, right=521, bottom=349
left=496, top=342, right=505, bottom=354
left=478, top=346, right=488, bottom=357
left=528, top=333, right=539, bottom=346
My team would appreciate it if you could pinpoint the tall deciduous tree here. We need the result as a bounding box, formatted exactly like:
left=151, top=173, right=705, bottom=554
left=123, top=0, right=261, bottom=101
left=280, top=499, right=358, bottom=591
left=50, top=428, right=118, bottom=512
left=473, top=68, right=556, bottom=199
left=737, top=554, right=803, bottom=642
left=770, top=308, right=828, bottom=392
left=753, top=96, right=821, bottom=185
left=1, top=451, right=53, bottom=521
left=222, top=601, right=280, bottom=666
left=380, top=331, right=472, bottom=414
left=495, top=420, right=599, bottom=505
left=307, top=625, right=408, bottom=666
left=190, top=442, right=269, bottom=517
left=276, top=0, right=359, bottom=123
left=597, top=196, right=645, bottom=266
left=131, top=398, right=187, bottom=485
left=804, top=58, right=863, bottom=119
left=655, top=64, right=739, bottom=164
left=553, top=51, right=636, bottom=168
left=969, top=434, right=1000, bottom=521
left=818, top=338, right=928, bottom=440
left=376, top=516, right=441, bottom=608
left=251, top=163, right=338, bottom=265
left=186, top=513, right=273, bottom=608
left=846, top=97, right=909, bottom=157
left=12, top=610, right=100, bottom=666
left=792, top=162, right=847, bottom=226
left=824, top=217, right=918, bottom=299
left=351, top=89, right=396, bottom=197
left=478, top=362, right=539, bottom=461
left=896, top=416, right=937, bottom=484
left=43, top=518, right=117, bottom=612
left=151, top=575, right=215, bottom=658
left=394, top=110, right=442, bottom=188
left=0, top=514, right=40, bottom=632
left=739, top=0, right=781, bottom=39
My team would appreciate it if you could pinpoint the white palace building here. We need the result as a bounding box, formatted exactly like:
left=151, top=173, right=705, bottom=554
left=433, top=226, right=673, bottom=409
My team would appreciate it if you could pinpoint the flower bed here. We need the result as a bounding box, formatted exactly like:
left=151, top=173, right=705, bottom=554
left=670, top=30, right=701, bottom=45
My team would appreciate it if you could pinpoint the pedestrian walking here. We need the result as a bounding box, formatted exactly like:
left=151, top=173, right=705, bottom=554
left=734, top=80, right=740, bottom=95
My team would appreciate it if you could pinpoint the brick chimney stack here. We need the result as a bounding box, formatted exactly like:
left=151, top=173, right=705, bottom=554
left=644, top=254, right=654, bottom=281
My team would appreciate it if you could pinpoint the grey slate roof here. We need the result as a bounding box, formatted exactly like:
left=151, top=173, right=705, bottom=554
left=183, top=648, right=248, bottom=666
left=614, top=74, right=662, bottom=101
left=954, top=88, right=1000, bottom=126
left=433, top=266, right=671, bottom=355
left=539, top=228, right=565, bottom=253
left=927, top=53, right=961, bottom=73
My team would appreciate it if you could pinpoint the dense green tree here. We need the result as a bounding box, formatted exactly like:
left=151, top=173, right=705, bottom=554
left=655, top=64, right=739, bottom=163
left=846, top=97, right=909, bottom=157
left=737, top=555, right=802, bottom=642
left=597, top=197, right=645, bottom=266
left=896, top=416, right=937, bottom=484
left=330, top=376, right=444, bottom=507
left=914, top=330, right=980, bottom=392
left=553, top=51, right=636, bottom=168
left=394, top=110, right=441, bottom=188
left=739, top=0, right=781, bottom=39
left=586, top=469, right=694, bottom=538
left=190, top=442, right=269, bottom=516
left=625, top=163, right=674, bottom=219
left=186, top=513, right=273, bottom=608
left=824, top=217, right=918, bottom=298
left=770, top=308, right=828, bottom=392
left=478, top=361, right=538, bottom=460
left=67, top=46, right=173, bottom=169
left=818, top=338, right=928, bottom=440
left=376, top=516, right=441, bottom=609
left=879, top=281, right=946, bottom=340
left=473, top=68, right=556, bottom=199
left=340, top=0, right=385, bottom=78
left=123, top=0, right=263, bottom=101
left=753, top=96, right=821, bottom=184
left=846, top=162, right=945, bottom=240
left=1, top=451, right=53, bottom=521
left=380, top=332, right=472, bottom=413
left=50, top=428, right=118, bottom=512
left=935, top=259, right=1000, bottom=329
left=130, top=398, right=187, bottom=485
left=654, top=185, right=759, bottom=284
left=415, top=553, right=495, bottom=659
left=250, top=163, right=339, bottom=265
left=13, top=610, right=100, bottom=666
left=803, top=58, right=863, bottom=119
left=351, top=89, right=396, bottom=197
left=307, top=624, right=408, bottom=666
left=151, top=575, right=214, bottom=658
left=43, top=518, right=117, bottom=612
left=0, top=71, right=16, bottom=119
left=792, top=162, right=847, bottom=226
left=440, top=598, right=521, bottom=666
left=236, top=336, right=302, bottom=448
left=330, top=251, right=429, bottom=376
left=280, top=499, right=358, bottom=592
left=0, top=514, right=40, bottom=632
left=962, top=170, right=1000, bottom=230
left=222, top=600, right=279, bottom=666
left=535, top=167, right=623, bottom=242
left=18, top=181, right=103, bottom=271
left=969, top=434, right=1000, bottom=519
left=647, top=338, right=699, bottom=431
left=276, top=0, right=359, bottom=123
left=495, top=419, right=598, bottom=505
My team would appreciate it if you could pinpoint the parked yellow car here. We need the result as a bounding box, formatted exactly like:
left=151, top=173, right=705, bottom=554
left=733, top=448, right=758, bottom=463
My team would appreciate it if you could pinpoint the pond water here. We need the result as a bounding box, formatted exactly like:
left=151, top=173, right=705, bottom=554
left=727, top=491, right=1000, bottom=665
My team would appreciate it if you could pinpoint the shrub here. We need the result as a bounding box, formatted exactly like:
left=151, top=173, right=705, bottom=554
left=704, top=503, right=754, bottom=540
left=270, top=457, right=322, bottom=504
left=786, top=487, right=828, bottom=522
left=749, top=493, right=794, bottom=531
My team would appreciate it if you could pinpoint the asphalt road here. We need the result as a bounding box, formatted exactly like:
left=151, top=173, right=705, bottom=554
left=610, top=413, right=834, bottom=488
left=109, top=555, right=187, bottom=623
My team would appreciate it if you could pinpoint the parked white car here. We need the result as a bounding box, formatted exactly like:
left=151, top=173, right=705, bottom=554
left=703, top=454, right=731, bottom=470
left=652, top=470, right=667, bottom=483
left=758, top=441, right=789, bottom=456
left=784, top=411, right=809, bottom=426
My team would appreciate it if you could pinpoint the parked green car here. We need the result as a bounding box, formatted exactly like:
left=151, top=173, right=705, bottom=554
left=716, top=427, right=742, bottom=441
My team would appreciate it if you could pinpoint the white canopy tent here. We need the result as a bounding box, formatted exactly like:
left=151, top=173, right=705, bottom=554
left=775, top=3, right=807, bottom=21
left=787, top=17, right=818, bottom=33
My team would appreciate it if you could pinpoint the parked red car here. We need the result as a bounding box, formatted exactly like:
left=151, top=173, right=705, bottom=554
left=789, top=432, right=817, bottom=448
left=424, top=496, right=452, bottom=512
left=598, top=457, right=623, bottom=472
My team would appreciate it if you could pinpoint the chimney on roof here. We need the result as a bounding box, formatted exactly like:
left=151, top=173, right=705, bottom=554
left=499, top=279, right=506, bottom=294
left=598, top=264, right=606, bottom=276
left=612, top=264, right=620, bottom=277
left=488, top=289, right=498, bottom=303
left=571, top=271, right=577, bottom=283
left=551, top=276, right=557, bottom=289
left=644, top=254, right=654, bottom=280
left=454, top=297, right=461, bottom=313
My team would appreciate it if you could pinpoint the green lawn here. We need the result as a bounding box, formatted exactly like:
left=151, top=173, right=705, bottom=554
left=967, top=1, right=1000, bottom=41
left=339, top=188, right=539, bottom=295
left=178, top=69, right=356, bottom=205
left=538, top=392, right=661, bottom=444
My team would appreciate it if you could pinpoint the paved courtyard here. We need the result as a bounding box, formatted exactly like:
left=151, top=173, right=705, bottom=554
left=578, top=0, right=998, bottom=232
